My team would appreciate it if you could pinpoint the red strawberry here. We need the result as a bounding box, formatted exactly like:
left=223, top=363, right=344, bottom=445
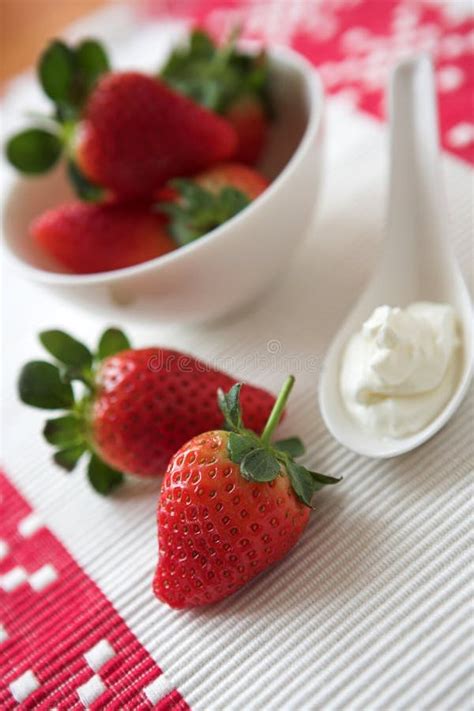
left=5, top=38, right=112, bottom=199
left=18, top=329, right=277, bottom=493
left=76, top=72, right=238, bottom=199
left=194, top=162, right=269, bottom=200
left=158, top=163, right=268, bottom=245
left=160, top=29, right=271, bottom=167
left=91, top=348, right=276, bottom=477
left=30, top=201, right=175, bottom=274
left=225, top=96, right=269, bottom=165
left=153, top=377, right=340, bottom=608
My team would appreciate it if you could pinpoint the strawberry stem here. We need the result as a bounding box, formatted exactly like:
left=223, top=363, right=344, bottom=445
left=260, top=375, right=295, bottom=446
left=215, top=24, right=240, bottom=68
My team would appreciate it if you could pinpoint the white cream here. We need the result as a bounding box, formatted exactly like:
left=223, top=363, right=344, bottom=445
left=340, top=302, right=461, bottom=438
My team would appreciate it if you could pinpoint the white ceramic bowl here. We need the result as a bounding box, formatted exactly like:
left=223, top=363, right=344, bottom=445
left=2, top=46, right=324, bottom=323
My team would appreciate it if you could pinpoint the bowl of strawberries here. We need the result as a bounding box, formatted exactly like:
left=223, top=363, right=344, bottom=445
left=3, top=30, right=323, bottom=323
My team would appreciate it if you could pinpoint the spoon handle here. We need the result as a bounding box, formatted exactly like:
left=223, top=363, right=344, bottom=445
left=383, top=55, right=454, bottom=300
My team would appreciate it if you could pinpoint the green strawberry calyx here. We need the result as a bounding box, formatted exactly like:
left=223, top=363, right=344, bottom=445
left=5, top=38, right=108, bottom=200
left=218, top=376, right=341, bottom=508
left=18, top=327, right=131, bottom=495
left=160, top=27, right=272, bottom=116
left=159, top=178, right=250, bottom=245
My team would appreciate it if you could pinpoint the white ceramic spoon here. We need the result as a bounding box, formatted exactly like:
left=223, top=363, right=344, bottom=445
left=319, top=55, right=473, bottom=458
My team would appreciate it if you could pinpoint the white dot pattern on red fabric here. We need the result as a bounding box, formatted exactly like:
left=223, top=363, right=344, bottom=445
left=0, top=624, right=8, bottom=644
left=437, top=65, right=464, bottom=91
left=18, top=512, right=43, bottom=538
left=29, top=564, right=58, bottom=591
left=446, top=122, right=474, bottom=148
left=84, top=639, right=115, bottom=672
left=1, top=563, right=58, bottom=592
left=8, top=670, right=40, bottom=703
left=0, top=539, right=9, bottom=561
left=143, top=674, right=176, bottom=704
left=1, top=566, right=27, bottom=592
left=77, top=674, right=106, bottom=707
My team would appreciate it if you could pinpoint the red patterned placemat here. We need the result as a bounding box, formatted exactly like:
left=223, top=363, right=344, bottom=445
left=0, top=473, right=189, bottom=710
left=142, top=0, right=474, bottom=164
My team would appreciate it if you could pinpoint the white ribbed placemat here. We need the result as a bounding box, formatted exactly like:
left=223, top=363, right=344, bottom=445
left=1, top=8, right=473, bottom=710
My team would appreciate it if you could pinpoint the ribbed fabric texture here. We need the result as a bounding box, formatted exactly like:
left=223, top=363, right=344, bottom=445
left=1, top=10, right=473, bottom=711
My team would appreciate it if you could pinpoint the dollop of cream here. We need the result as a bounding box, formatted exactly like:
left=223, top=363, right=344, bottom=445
left=340, top=302, right=461, bottom=438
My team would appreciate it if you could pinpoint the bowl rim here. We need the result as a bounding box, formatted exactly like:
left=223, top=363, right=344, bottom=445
left=2, top=44, right=324, bottom=286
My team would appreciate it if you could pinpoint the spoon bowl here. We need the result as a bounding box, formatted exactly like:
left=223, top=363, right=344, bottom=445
left=319, top=56, right=473, bottom=458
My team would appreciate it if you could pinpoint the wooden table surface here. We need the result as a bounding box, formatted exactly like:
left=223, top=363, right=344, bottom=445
left=0, top=0, right=108, bottom=82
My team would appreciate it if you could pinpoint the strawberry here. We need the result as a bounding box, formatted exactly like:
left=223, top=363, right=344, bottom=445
left=31, top=162, right=269, bottom=275
left=194, top=162, right=268, bottom=200
left=30, top=201, right=175, bottom=274
left=160, top=29, right=271, bottom=166
left=5, top=38, right=238, bottom=201
left=225, top=95, right=269, bottom=165
left=159, top=162, right=268, bottom=245
left=153, top=377, right=340, bottom=608
left=18, top=329, right=277, bottom=493
left=5, top=39, right=111, bottom=200
left=76, top=72, right=237, bottom=199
